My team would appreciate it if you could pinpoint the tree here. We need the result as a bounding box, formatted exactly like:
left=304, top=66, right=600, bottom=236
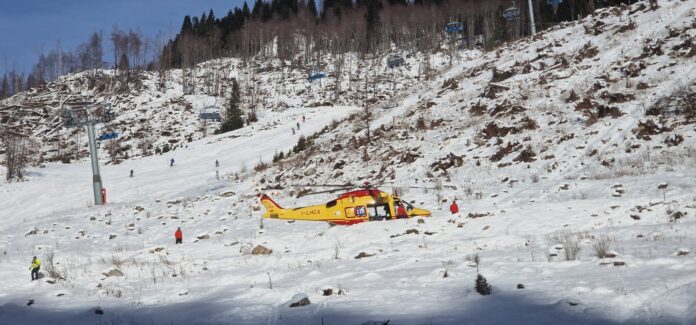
left=2, top=131, right=35, bottom=181
left=219, top=79, right=244, bottom=133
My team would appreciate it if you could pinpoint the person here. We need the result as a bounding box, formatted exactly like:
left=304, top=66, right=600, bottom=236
left=170, top=158, right=175, bottom=167
left=396, top=203, right=407, bottom=219
left=175, top=227, right=183, bottom=244
left=449, top=200, right=459, bottom=215
left=291, top=127, right=295, bottom=135
left=296, top=122, right=300, bottom=130
left=302, top=115, right=305, bottom=123
left=215, top=160, right=219, bottom=168
left=30, top=256, right=41, bottom=281
left=129, top=170, right=134, bottom=177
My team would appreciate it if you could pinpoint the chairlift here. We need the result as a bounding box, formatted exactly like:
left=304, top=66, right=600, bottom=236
left=307, top=72, right=327, bottom=82
left=445, top=18, right=463, bottom=34
left=503, top=1, right=521, bottom=21
left=97, top=130, right=119, bottom=141
left=387, top=54, right=406, bottom=69
left=199, top=103, right=222, bottom=122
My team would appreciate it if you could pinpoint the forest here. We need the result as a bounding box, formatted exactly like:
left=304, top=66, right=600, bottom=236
left=0, top=0, right=641, bottom=100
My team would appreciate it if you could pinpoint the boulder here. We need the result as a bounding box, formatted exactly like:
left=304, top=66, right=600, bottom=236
left=354, top=252, right=375, bottom=259
left=103, top=269, right=124, bottom=277
left=288, top=293, right=310, bottom=308
left=251, top=245, right=272, bottom=255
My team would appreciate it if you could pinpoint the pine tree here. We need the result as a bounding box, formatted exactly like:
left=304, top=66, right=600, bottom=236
left=220, top=79, right=244, bottom=133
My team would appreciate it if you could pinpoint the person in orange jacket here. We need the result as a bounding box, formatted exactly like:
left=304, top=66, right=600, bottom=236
left=449, top=200, right=459, bottom=215
left=175, top=227, right=183, bottom=244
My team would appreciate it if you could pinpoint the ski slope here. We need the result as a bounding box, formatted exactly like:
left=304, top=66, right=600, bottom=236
left=1, top=1, right=696, bottom=324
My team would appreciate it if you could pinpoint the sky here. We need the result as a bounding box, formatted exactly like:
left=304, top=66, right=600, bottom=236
left=0, top=0, right=246, bottom=75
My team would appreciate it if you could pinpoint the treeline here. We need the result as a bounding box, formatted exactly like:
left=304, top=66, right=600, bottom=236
left=0, top=0, right=642, bottom=100
left=0, top=27, right=155, bottom=100
left=160, top=0, right=640, bottom=70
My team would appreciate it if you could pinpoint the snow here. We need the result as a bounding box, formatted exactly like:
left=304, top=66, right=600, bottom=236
left=0, top=1, right=695, bottom=324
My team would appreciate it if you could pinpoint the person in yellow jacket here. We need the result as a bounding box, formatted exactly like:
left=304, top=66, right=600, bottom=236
left=30, top=256, right=41, bottom=281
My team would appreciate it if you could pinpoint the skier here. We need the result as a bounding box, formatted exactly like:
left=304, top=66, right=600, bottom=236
left=291, top=127, right=295, bottom=135
left=296, top=122, right=300, bottom=130
left=449, top=200, right=459, bottom=215
left=215, top=160, right=219, bottom=168
left=30, top=256, right=41, bottom=281
left=170, top=158, right=175, bottom=167
left=129, top=170, right=134, bottom=178
left=175, top=227, right=183, bottom=244
left=302, top=115, right=305, bottom=123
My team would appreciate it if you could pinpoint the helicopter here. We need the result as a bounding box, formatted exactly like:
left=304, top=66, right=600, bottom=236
left=259, top=182, right=432, bottom=225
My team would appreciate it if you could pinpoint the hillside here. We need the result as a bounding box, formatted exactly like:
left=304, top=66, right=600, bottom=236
left=0, top=1, right=695, bottom=324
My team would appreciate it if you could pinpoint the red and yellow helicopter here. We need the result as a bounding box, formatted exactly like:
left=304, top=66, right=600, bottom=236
left=259, top=183, right=432, bottom=225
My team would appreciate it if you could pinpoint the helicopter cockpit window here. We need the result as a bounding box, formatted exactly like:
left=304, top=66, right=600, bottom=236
left=367, top=203, right=391, bottom=221
left=404, top=201, right=414, bottom=211
left=326, top=200, right=337, bottom=208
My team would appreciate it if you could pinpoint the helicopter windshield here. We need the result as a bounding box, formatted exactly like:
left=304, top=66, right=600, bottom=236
left=394, top=198, right=414, bottom=211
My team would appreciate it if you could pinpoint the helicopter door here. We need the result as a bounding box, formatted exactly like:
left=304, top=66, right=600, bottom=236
left=367, top=204, right=391, bottom=221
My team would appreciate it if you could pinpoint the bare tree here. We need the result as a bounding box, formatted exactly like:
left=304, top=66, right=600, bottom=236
left=2, top=130, right=36, bottom=181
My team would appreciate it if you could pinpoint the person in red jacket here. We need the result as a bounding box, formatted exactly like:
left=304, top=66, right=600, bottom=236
left=175, top=227, right=183, bottom=244
left=396, top=202, right=407, bottom=219
left=449, top=200, right=459, bottom=215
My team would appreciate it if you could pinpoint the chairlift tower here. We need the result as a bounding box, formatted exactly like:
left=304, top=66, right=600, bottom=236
left=61, top=101, right=115, bottom=206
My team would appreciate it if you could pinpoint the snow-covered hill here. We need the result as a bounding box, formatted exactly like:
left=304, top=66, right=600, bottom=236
left=1, top=1, right=695, bottom=324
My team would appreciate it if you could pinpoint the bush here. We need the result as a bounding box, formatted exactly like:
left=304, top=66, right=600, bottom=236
left=475, top=274, right=492, bottom=295
left=593, top=236, right=612, bottom=258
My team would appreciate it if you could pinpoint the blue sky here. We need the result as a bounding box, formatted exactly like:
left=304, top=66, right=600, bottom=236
left=0, top=0, right=246, bottom=75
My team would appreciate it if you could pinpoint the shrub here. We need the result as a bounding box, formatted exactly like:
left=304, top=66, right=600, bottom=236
left=475, top=274, right=492, bottom=295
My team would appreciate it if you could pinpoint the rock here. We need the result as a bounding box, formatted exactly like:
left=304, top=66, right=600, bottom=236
left=405, top=229, right=419, bottom=235
left=251, top=245, right=272, bottom=255
left=178, top=290, right=189, bottom=296
left=109, top=234, right=117, bottom=240
left=134, top=206, right=145, bottom=212
left=613, top=261, right=626, bottom=267
left=90, top=216, right=96, bottom=221
left=27, top=299, right=34, bottom=306
left=676, top=248, right=690, bottom=256
left=196, top=234, right=210, bottom=240
left=304, top=167, right=316, bottom=176
left=25, top=228, right=38, bottom=236
left=322, top=288, right=333, bottom=296
left=424, top=231, right=436, bottom=236
left=630, top=214, right=641, bottom=220
left=354, top=252, right=375, bottom=259
left=94, top=307, right=104, bottom=315
left=605, top=250, right=618, bottom=258
left=417, top=219, right=425, bottom=224
left=103, top=269, right=124, bottom=277
left=288, top=293, right=311, bottom=308
left=220, top=191, right=236, bottom=197
left=517, top=284, right=525, bottom=289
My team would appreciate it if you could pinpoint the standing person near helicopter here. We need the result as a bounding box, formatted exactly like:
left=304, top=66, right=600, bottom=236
left=449, top=199, right=459, bottom=216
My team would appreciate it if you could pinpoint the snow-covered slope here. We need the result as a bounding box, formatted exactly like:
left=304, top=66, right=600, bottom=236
left=1, top=1, right=695, bottom=324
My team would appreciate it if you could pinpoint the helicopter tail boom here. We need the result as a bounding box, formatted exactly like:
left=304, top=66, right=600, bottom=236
left=259, top=194, right=286, bottom=219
